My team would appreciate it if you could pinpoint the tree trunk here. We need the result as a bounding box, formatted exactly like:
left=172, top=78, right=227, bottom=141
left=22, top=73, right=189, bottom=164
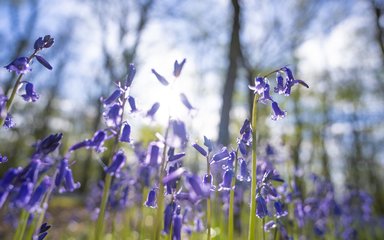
left=218, top=0, right=241, bottom=146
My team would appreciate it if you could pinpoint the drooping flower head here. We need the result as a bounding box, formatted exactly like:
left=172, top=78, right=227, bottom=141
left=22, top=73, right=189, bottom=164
left=21, top=82, right=39, bottom=102
left=4, top=57, right=31, bottom=74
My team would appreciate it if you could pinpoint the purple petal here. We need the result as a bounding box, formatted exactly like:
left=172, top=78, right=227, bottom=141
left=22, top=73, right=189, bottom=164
left=151, top=69, right=169, bottom=86
left=35, top=55, right=52, bottom=70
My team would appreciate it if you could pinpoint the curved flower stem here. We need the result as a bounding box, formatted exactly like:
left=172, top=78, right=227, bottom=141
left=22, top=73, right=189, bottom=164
left=154, top=117, right=171, bottom=240
left=0, top=51, right=38, bottom=127
left=228, top=149, right=239, bottom=240
left=206, top=154, right=211, bottom=240
left=248, top=95, right=259, bottom=240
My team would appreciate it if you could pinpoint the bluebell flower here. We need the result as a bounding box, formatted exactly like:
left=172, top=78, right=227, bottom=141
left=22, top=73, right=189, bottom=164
left=103, top=89, right=122, bottom=106
left=186, top=174, right=210, bottom=199
left=172, top=206, right=182, bottom=240
left=173, top=58, right=186, bottom=77
left=64, top=168, right=80, bottom=192
left=264, top=220, right=276, bottom=232
left=274, top=72, right=285, bottom=94
left=270, top=101, right=286, bottom=120
left=163, top=202, right=176, bottom=234
left=274, top=201, right=288, bottom=218
left=281, top=67, right=309, bottom=96
left=146, top=102, right=160, bottom=119
left=218, top=169, right=233, bottom=191
left=180, top=93, right=195, bottom=112
left=3, top=114, right=15, bottom=128
left=0, top=167, right=22, bottom=190
left=237, top=159, right=251, bottom=182
left=13, top=182, right=33, bottom=208
left=33, top=133, right=63, bottom=156
left=36, top=222, right=51, bottom=240
left=144, top=188, right=157, bottom=208
left=125, top=63, right=136, bottom=88
left=203, top=174, right=215, bottom=191
left=192, top=143, right=207, bottom=157
left=55, top=159, right=68, bottom=187
left=127, top=96, right=138, bottom=113
left=170, top=119, right=188, bottom=147
left=211, top=147, right=230, bottom=162
left=248, top=77, right=266, bottom=95
left=34, top=35, right=54, bottom=50
left=91, top=130, right=107, bottom=153
left=27, top=176, right=51, bottom=212
left=163, top=167, right=185, bottom=185
left=168, top=152, right=185, bottom=162
left=21, top=82, right=39, bottom=102
left=35, top=55, right=52, bottom=70
left=204, top=136, right=213, bottom=153
left=104, top=103, right=122, bottom=127
left=19, top=160, right=41, bottom=184
left=259, top=83, right=273, bottom=104
left=256, top=195, right=269, bottom=218
left=120, top=122, right=131, bottom=143
left=145, top=142, right=161, bottom=166
left=105, top=151, right=126, bottom=176
left=152, top=69, right=169, bottom=86
left=0, top=154, right=8, bottom=163
left=4, top=57, right=31, bottom=74
left=68, top=140, right=92, bottom=152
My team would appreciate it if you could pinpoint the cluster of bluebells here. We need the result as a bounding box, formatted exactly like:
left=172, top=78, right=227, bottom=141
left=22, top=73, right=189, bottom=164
left=0, top=132, right=82, bottom=239
left=1, top=35, right=54, bottom=128
left=249, top=66, right=309, bottom=120
left=1, top=35, right=380, bottom=240
left=289, top=174, right=375, bottom=239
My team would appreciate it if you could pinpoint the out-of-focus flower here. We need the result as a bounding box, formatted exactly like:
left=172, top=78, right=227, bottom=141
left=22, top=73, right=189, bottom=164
left=120, top=123, right=131, bottom=143
left=104, top=103, right=122, bottom=127
left=3, top=114, right=15, bottom=128
left=127, top=96, right=138, bottom=113
left=145, top=142, right=161, bottom=166
left=163, top=202, right=176, bottom=234
left=172, top=206, right=182, bottom=240
left=256, top=195, right=269, bottom=218
left=180, top=93, right=195, bottom=112
left=152, top=69, right=169, bottom=86
left=125, top=63, right=136, bottom=88
left=173, top=58, right=186, bottom=77
left=33, top=133, right=63, bottom=156
left=0, top=154, right=8, bottom=163
left=146, top=102, right=160, bottom=119
left=27, top=176, right=51, bottom=212
left=105, top=151, right=126, bottom=177
left=4, top=57, right=31, bottom=74
left=21, top=82, right=39, bottom=102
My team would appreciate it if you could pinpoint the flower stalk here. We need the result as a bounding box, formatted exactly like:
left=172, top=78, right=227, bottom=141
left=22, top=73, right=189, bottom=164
left=248, top=94, right=259, bottom=240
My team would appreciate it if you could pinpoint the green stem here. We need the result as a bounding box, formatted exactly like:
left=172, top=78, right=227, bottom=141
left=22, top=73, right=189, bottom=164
left=228, top=150, right=239, bottom=240
left=154, top=117, right=171, bottom=240
left=95, top=168, right=113, bottom=240
left=13, top=209, right=30, bottom=240
left=248, top=95, right=259, bottom=240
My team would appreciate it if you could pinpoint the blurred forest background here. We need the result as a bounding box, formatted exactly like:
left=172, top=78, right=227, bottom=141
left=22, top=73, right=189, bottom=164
left=1, top=0, right=384, bottom=223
